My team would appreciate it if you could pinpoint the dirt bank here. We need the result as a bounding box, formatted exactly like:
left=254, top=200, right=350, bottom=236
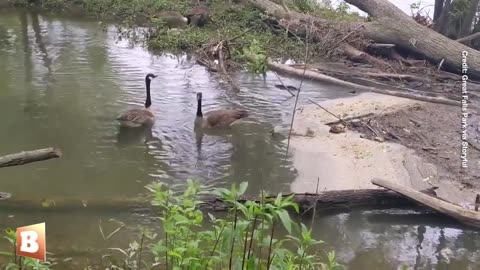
left=288, top=92, right=479, bottom=206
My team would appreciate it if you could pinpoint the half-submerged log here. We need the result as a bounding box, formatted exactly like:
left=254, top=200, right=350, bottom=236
left=0, top=189, right=433, bottom=215
left=372, top=178, right=480, bottom=229
left=0, top=148, right=62, bottom=168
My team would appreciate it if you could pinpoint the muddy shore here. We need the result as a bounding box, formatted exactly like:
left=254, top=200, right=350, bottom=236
left=288, top=92, right=480, bottom=206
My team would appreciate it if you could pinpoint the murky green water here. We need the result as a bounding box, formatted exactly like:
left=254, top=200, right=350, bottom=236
left=1, top=9, right=480, bottom=270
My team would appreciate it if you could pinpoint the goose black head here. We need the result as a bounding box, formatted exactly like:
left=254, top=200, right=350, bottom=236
left=145, top=73, right=157, bottom=82
left=197, top=92, right=203, bottom=100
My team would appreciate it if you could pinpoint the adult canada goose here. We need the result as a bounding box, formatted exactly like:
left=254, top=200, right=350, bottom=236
left=117, top=73, right=157, bottom=128
left=186, top=5, right=209, bottom=27
left=153, top=11, right=188, bottom=29
left=194, top=92, right=248, bottom=129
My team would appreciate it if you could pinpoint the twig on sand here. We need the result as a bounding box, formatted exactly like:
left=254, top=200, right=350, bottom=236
left=325, top=113, right=374, bottom=125
left=273, top=72, right=295, bottom=97
left=307, top=98, right=348, bottom=126
left=286, top=19, right=311, bottom=157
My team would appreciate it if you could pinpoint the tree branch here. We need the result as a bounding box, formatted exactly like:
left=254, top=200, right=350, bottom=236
left=0, top=148, right=62, bottom=168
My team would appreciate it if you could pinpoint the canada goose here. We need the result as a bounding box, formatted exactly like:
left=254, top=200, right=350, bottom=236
left=186, top=5, right=209, bottom=27
left=194, top=92, right=248, bottom=129
left=153, top=11, right=188, bottom=29
left=116, top=73, right=157, bottom=128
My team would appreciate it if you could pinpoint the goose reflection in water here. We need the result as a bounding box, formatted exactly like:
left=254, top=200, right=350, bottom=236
left=116, top=126, right=161, bottom=147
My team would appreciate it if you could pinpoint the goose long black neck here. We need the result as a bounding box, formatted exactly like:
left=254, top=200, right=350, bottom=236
left=145, top=77, right=152, bottom=108
left=196, top=98, right=203, bottom=117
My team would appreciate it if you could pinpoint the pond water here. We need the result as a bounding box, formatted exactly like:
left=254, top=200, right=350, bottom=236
left=1, top=8, right=480, bottom=270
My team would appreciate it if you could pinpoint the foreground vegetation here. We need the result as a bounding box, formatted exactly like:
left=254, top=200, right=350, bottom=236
left=1, top=181, right=343, bottom=269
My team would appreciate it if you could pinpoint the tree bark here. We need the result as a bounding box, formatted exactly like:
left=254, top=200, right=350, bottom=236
left=458, top=0, right=480, bottom=38
left=372, top=178, right=480, bottom=229
left=0, top=148, right=62, bottom=168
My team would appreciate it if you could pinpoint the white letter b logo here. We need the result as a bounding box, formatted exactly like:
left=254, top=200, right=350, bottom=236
left=20, top=231, right=39, bottom=253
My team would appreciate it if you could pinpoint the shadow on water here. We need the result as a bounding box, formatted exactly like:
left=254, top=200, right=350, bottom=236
left=2, top=8, right=480, bottom=270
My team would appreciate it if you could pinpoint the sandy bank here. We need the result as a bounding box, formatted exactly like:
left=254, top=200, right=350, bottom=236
left=288, top=92, right=477, bottom=205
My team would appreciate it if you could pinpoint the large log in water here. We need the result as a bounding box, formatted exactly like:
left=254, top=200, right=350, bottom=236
left=372, top=179, right=480, bottom=229
left=0, top=189, right=433, bottom=214
left=0, top=148, right=62, bottom=168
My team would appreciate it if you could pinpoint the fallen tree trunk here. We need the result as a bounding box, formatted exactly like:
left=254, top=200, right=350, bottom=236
left=250, top=0, right=480, bottom=78
left=372, top=178, right=480, bottom=229
left=0, top=148, right=62, bottom=168
left=0, top=189, right=439, bottom=215
left=266, top=59, right=460, bottom=106
left=345, top=0, right=480, bottom=78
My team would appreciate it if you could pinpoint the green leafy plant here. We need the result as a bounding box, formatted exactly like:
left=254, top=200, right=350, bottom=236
left=103, top=179, right=342, bottom=269
left=240, top=39, right=268, bottom=74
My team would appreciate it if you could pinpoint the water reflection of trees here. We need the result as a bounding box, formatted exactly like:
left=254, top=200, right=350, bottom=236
left=309, top=211, right=480, bottom=269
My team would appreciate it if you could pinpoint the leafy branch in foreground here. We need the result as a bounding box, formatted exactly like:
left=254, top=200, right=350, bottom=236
left=103, top=179, right=344, bottom=270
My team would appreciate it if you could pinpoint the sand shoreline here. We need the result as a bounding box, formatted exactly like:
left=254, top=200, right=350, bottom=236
left=287, top=92, right=477, bottom=205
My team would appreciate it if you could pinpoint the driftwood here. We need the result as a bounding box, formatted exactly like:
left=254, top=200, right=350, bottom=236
left=299, top=62, right=428, bottom=82
left=0, top=148, right=62, bottom=168
left=372, top=178, right=480, bottom=229
left=340, top=44, right=390, bottom=68
left=266, top=59, right=460, bottom=106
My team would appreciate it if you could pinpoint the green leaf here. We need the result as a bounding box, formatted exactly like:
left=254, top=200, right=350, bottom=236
left=168, top=250, right=183, bottom=260
left=238, top=182, right=248, bottom=196
left=275, top=193, right=282, bottom=206
left=277, top=209, right=293, bottom=234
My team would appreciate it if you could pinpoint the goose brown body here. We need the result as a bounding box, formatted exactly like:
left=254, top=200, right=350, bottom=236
left=117, top=73, right=157, bottom=128
left=154, top=11, right=188, bottom=29
left=117, top=108, right=155, bottom=127
left=186, top=5, right=209, bottom=27
left=194, top=92, right=248, bottom=129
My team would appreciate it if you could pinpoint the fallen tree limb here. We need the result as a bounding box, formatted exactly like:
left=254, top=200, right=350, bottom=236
left=0, top=189, right=439, bottom=215
left=297, top=64, right=428, bottom=82
left=457, top=32, right=480, bottom=45
left=267, top=59, right=460, bottom=106
left=340, top=44, right=390, bottom=68
left=0, top=148, right=62, bottom=168
left=372, top=178, right=480, bottom=229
